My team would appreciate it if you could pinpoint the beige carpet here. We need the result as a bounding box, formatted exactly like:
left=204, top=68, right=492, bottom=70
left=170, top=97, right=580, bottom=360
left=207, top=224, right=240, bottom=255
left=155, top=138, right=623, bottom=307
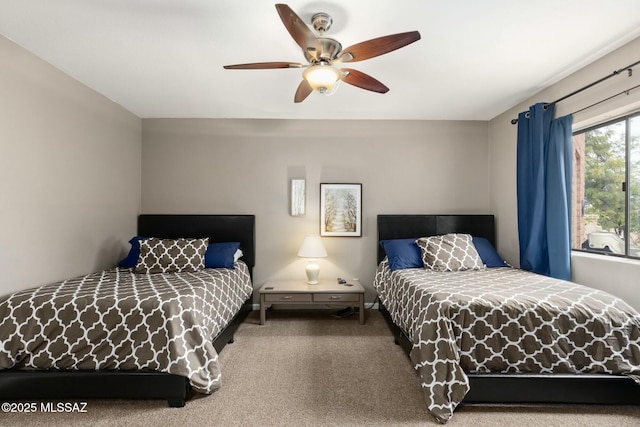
left=2, top=309, right=639, bottom=427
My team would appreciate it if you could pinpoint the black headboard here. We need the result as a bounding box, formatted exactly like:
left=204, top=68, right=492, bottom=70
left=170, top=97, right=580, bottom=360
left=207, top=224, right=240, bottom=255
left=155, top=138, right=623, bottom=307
left=377, top=214, right=495, bottom=263
left=137, top=214, right=255, bottom=275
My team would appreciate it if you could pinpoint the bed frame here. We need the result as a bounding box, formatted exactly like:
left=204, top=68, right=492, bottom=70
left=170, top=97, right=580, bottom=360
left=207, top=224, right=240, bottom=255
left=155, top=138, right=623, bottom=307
left=377, top=214, right=640, bottom=406
left=0, top=214, right=255, bottom=407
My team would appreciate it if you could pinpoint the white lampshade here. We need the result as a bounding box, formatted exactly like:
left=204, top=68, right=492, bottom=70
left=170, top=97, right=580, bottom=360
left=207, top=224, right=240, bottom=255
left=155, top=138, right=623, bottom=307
left=297, top=235, right=327, bottom=284
left=297, top=235, right=328, bottom=258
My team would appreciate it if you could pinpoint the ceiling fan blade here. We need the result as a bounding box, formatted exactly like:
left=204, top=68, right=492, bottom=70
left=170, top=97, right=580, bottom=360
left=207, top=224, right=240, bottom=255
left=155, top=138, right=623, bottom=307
left=294, top=80, right=313, bottom=103
left=275, top=4, right=320, bottom=56
left=338, top=31, right=421, bottom=63
left=223, top=62, right=303, bottom=70
left=340, top=68, right=389, bottom=94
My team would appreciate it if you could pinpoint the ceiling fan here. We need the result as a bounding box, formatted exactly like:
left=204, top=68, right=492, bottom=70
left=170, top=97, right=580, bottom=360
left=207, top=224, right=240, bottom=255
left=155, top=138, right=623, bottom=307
left=223, top=4, right=421, bottom=103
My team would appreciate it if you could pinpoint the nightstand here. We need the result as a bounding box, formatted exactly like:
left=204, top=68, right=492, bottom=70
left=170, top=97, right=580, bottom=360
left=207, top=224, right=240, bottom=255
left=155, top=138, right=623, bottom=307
left=259, top=279, right=365, bottom=325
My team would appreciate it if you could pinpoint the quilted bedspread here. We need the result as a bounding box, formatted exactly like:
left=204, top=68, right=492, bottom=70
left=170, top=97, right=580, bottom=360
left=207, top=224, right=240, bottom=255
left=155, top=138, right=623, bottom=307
left=374, top=260, right=640, bottom=423
left=0, top=262, right=252, bottom=393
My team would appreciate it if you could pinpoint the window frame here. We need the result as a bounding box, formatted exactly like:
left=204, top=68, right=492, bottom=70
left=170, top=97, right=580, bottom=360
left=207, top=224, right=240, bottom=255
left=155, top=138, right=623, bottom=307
left=571, top=110, right=640, bottom=260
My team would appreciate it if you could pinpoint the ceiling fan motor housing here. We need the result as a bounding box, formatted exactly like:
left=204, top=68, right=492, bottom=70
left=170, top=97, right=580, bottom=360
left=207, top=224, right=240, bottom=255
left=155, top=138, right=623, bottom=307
left=304, top=37, right=342, bottom=63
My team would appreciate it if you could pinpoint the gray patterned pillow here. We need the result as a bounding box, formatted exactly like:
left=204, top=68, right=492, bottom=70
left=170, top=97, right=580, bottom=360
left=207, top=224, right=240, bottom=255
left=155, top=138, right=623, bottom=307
left=416, top=233, right=483, bottom=271
left=134, top=238, right=208, bottom=274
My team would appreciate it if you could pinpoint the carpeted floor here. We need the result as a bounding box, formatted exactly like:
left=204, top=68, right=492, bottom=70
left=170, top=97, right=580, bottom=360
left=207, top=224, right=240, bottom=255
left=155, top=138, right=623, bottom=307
left=2, top=309, right=639, bottom=426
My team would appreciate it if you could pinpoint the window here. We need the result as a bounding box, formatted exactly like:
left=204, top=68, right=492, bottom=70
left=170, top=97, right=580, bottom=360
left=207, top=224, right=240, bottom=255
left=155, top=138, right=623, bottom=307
left=572, top=112, right=640, bottom=259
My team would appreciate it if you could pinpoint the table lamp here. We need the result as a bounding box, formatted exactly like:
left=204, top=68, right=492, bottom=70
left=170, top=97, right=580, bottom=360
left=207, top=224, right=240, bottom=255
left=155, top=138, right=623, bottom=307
left=297, top=235, right=328, bottom=284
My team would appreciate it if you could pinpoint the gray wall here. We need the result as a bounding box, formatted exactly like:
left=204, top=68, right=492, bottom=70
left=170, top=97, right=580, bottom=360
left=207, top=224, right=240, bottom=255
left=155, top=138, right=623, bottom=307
left=0, top=35, right=141, bottom=295
left=141, top=118, right=489, bottom=301
left=488, top=36, right=640, bottom=310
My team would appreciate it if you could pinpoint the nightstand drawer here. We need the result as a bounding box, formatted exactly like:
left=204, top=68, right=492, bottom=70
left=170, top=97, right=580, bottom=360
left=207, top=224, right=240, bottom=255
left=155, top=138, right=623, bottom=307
left=313, top=293, right=360, bottom=302
left=264, top=293, right=312, bottom=302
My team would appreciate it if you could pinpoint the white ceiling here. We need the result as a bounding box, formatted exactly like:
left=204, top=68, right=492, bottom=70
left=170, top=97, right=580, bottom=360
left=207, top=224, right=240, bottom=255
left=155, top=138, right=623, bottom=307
left=2, top=0, right=640, bottom=120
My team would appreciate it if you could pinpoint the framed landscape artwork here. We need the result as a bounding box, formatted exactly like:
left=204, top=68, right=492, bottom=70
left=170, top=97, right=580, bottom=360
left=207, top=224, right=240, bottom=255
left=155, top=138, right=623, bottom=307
left=320, top=183, right=362, bottom=237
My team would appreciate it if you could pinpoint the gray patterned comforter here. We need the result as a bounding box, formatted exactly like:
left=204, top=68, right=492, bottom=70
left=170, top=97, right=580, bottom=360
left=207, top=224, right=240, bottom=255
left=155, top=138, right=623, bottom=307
left=0, top=262, right=252, bottom=393
left=374, top=260, right=640, bottom=423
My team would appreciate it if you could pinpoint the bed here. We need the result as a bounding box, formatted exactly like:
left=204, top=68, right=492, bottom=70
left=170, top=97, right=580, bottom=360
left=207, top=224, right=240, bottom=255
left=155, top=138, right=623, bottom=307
left=375, top=214, right=640, bottom=423
left=0, top=214, right=255, bottom=407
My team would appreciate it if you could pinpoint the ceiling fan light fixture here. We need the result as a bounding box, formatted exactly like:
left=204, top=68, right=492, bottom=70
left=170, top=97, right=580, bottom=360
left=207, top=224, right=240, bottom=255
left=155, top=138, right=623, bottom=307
left=223, top=5, right=421, bottom=102
left=303, top=64, right=342, bottom=94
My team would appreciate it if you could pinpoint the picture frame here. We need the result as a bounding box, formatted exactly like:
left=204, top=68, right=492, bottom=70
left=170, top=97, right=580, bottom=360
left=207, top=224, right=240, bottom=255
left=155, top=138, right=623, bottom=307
left=320, top=183, right=362, bottom=237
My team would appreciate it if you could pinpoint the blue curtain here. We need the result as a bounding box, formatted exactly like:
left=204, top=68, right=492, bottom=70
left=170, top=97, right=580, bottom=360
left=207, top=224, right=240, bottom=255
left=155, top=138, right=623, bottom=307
left=516, top=103, right=573, bottom=280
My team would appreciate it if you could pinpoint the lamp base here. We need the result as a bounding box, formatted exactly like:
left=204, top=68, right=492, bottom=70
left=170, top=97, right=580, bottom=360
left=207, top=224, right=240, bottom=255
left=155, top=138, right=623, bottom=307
left=305, top=260, right=320, bottom=285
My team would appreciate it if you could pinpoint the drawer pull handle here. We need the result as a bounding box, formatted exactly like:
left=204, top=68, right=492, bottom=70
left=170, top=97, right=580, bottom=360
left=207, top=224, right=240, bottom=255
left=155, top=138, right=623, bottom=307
left=330, top=296, right=341, bottom=300
left=282, top=296, right=293, bottom=299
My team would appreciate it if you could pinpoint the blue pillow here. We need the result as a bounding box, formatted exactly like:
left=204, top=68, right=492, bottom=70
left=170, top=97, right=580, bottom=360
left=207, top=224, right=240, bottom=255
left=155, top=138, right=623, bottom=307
left=205, top=242, right=241, bottom=269
left=118, top=236, right=146, bottom=268
left=380, top=238, right=423, bottom=271
left=472, top=237, right=507, bottom=268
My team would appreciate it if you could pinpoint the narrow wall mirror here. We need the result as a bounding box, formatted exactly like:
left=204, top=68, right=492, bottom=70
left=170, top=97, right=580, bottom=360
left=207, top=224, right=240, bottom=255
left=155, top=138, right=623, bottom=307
left=291, top=179, right=306, bottom=216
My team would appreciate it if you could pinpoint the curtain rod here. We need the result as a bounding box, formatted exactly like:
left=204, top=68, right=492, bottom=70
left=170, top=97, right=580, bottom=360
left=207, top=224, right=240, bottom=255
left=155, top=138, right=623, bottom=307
left=510, top=58, right=640, bottom=125
left=571, top=82, right=640, bottom=116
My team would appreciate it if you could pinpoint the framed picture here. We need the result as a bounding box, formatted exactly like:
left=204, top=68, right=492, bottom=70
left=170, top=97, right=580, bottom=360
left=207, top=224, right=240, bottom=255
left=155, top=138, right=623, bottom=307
left=320, top=183, right=362, bottom=237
